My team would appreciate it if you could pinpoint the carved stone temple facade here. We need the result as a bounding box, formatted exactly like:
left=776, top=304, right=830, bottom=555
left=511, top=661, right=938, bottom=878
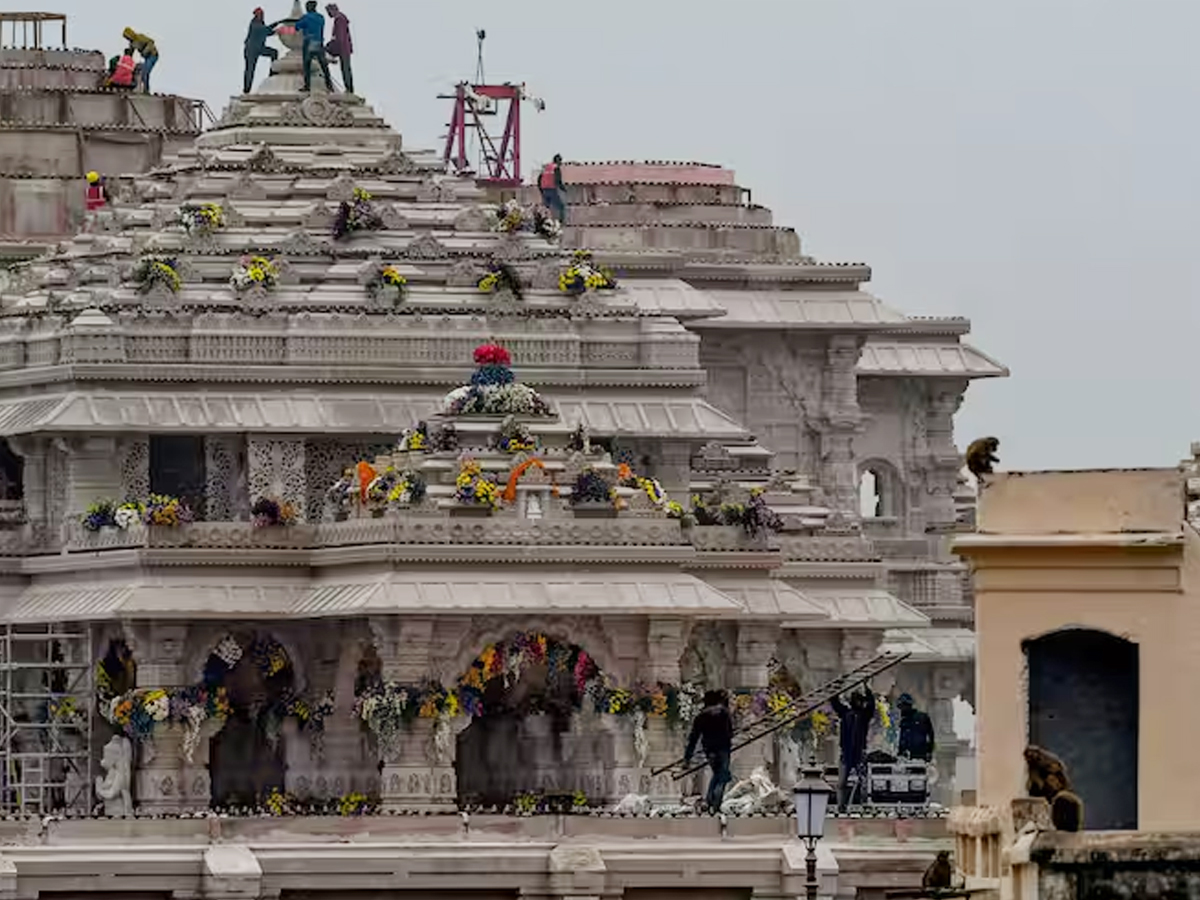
left=0, top=13, right=999, bottom=899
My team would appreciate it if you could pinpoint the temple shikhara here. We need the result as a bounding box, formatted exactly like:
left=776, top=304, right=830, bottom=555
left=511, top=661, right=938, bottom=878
left=0, top=6, right=1005, bottom=898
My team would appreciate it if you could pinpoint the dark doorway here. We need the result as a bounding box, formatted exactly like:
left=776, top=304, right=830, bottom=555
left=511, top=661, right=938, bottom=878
left=149, top=435, right=207, bottom=519
left=1025, top=628, right=1138, bottom=829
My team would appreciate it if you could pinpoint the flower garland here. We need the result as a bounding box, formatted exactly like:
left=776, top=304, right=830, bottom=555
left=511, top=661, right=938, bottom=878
left=230, top=254, right=281, bottom=292
left=366, top=465, right=428, bottom=509
left=367, top=264, right=408, bottom=303
left=558, top=251, right=617, bottom=295
left=455, top=459, right=501, bottom=508
left=571, top=468, right=615, bottom=506
left=139, top=494, right=193, bottom=527
left=496, top=416, right=537, bottom=453
left=251, top=497, right=298, bottom=528
left=456, top=632, right=598, bottom=717
left=353, top=680, right=460, bottom=755
left=441, top=344, right=554, bottom=417
left=477, top=259, right=524, bottom=301
left=397, top=422, right=428, bottom=452
left=177, top=202, right=225, bottom=236
left=489, top=200, right=562, bottom=241
left=333, top=187, right=384, bottom=240
left=101, top=684, right=231, bottom=761
left=133, top=256, right=182, bottom=294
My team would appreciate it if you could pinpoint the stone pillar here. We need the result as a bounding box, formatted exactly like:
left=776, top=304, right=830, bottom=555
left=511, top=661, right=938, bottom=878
left=125, top=622, right=213, bottom=813
left=63, top=436, right=121, bottom=517
left=816, top=335, right=864, bottom=521
left=8, top=436, right=47, bottom=542
left=369, top=615, right=461, bottom=811
left=247, top=437, right=306, bottom=514
left=518, top=845, right=621, bottom=900
left=732, top=622, right=781, bottom=782
left=655, top=440, right=692, bottom=500
left=205, top=436, right=248, bottom=522
left=923, top=381, right=967, bottom=534
left=930, top=663, right=965, bottom=806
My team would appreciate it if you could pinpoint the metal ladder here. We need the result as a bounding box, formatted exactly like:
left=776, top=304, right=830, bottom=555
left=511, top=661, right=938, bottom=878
left=653, top=651, right=911, bottom=781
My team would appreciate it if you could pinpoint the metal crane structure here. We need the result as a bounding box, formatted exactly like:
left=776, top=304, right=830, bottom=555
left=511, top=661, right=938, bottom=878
left=440, top=29, right=545, bottom=188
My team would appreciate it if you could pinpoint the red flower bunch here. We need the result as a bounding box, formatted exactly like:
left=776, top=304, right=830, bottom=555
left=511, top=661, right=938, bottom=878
left=473, top=343, right=512, bottom=367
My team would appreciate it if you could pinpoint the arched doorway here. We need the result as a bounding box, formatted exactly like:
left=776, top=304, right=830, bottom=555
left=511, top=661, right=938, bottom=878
left=455, top=632, right=601, bottom=807
left=1024, top=628, right=1138, bottom=829
left=204, top=634, right=297, bottom=808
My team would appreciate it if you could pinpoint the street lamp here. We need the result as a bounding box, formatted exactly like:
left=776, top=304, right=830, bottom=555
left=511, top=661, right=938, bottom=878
left=793, top=760, right=834, bottom=900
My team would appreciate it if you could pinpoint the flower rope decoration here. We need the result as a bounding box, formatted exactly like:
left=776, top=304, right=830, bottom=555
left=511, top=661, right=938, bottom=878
left=133, top=256, right=182, bottom=294
left=333, top=187, right=384, bottom=240
left=442, top=344, right=553, bottom=417
left=176, top=202, right=225, bottom=236
left=230, top=255, right=281, bottom=292
left=489, top=199, right=562, bottom=241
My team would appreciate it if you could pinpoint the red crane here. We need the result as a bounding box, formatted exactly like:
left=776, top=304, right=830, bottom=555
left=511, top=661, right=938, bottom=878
left=440, top=30, right=544, bottom=188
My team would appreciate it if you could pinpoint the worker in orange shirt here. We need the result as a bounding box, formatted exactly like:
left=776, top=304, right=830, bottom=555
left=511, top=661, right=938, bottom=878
left=85, top=172, right=110, bottom=212
left=538, top=154, right=567, bottom=224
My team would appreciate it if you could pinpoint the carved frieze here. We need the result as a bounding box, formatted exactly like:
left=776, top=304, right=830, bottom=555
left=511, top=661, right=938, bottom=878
left=274, top=230, right=332, bottom=257
left=401, top=233, right=449, bottom=260
left=224, top=171, right=268, bottom=202
left=377, top=203, right=409, bottom=230
left=245, top=143, right=286, bottom=173
left=453, top=206, right=491, bottom=233
left=371, top=148, right=421, bottom=175
left=444, top=258, right=481, bottom=287
left=281, top=95, right=355, bottom=128
left=325, top=171, right=357, bottom=203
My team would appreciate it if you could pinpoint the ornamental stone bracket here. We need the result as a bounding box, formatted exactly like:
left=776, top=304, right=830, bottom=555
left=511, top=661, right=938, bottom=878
left=401, top=233, right=450, bottom=260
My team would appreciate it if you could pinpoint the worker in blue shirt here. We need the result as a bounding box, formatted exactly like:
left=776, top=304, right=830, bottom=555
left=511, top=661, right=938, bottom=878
left=293, top=0, right=334, bottom=93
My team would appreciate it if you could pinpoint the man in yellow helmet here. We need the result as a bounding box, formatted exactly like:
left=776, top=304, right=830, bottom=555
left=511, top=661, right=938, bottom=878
left=85, top=172, right=110, bottom=211
left=121, top=27, right=159, bottom=94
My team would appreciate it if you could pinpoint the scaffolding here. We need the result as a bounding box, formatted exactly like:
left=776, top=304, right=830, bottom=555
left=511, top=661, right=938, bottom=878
left=0, top=622, right=93, bottom=813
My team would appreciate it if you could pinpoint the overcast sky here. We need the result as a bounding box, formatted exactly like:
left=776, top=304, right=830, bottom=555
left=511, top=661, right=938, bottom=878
left=19, top=0, right=1199, bottom=470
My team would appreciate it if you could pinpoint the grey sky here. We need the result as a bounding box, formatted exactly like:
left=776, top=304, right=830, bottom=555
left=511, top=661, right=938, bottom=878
left=24, top=0, right=1196, bottom=470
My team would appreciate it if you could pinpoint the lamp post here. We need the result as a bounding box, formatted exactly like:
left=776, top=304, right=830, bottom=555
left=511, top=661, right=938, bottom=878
left=793, top=760, right=834, bottom=900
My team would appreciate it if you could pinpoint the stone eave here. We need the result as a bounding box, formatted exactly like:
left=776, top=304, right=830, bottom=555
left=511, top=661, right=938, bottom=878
left=0, top=389, right=749, bottom=440
left=857, top=340, right=1008, bottom=379
left=952, top=531, right=1185, bottom=555
left=0, top=364, right=709, bottom=392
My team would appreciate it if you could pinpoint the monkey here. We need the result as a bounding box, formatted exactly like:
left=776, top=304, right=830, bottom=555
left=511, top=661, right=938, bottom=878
left=922, top=849, right=953, bottom=890
left=1023, top=745, right=1085, bottom=833
left=965, top=436, right=1000, bottom=480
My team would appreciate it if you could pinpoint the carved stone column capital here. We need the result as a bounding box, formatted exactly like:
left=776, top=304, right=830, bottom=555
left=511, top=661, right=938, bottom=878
left=642, top=617, right=690, bottom=685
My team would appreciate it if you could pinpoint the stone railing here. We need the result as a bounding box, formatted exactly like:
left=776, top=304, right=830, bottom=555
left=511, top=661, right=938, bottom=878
left=61, top=515, right=688, bottom=554
left=947, top=803, right=1010, bottom=890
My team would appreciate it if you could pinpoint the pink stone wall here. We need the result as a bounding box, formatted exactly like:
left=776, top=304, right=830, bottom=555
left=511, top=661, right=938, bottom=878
left=560, top=161, right=736, bottom=186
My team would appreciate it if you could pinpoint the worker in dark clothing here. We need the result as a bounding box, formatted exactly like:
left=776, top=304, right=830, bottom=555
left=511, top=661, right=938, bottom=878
left=896, top=693, right=936, bottom=762
left=831, top=685, right=875, bottom=811
left=684, top=690, right=734, bottom=813
left=293, top=0, right=334, bottom=93
left=244, top=8, right=286, bottom=94
left=538, top=154, right=568, bottom=224
left=324, top=4, right=354, bottom=94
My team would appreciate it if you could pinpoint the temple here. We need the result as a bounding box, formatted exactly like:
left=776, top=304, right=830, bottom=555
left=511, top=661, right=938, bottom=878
left=0, top=4, right=1004, bottom=897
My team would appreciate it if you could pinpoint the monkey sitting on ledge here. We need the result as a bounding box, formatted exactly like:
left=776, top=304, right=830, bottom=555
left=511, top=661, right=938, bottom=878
left=965, top=437, right=1000, bottom=480
left=1024, top=745, right=1085, bottom=832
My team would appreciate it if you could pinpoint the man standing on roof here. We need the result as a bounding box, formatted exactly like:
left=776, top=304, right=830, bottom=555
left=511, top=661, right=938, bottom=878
left=324, top=4, right=354, bottom=94
left=293, top=1, right=334, bottom=94
left=539, top=154, right=568, bottom=224
left=244, top=7, right=286, bottom=94
left=85, top=171, right=110, bottom=213
left=121, top=27, right=158, bottom=94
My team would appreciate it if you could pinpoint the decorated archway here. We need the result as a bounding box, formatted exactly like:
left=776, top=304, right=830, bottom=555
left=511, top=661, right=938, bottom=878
left=454, top=631, right=602, bottom=807
left=204, top=632, right=299, bottom=808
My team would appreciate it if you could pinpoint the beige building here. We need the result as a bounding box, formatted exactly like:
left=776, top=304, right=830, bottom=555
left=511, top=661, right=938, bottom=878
left=951, top=462, right=1200, bottom=898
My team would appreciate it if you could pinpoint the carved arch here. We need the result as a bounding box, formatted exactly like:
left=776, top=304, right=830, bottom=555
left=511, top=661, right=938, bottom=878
left=445, top=617, right=620, bottom=685
left=858, top=457, right=904, bottom=520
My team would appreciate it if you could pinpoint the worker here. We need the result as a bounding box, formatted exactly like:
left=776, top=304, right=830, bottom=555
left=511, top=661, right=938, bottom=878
left=539, top=154, right=568, bottom=224
left=324, top=4, right=354, bottom=94
left=244, top=7, right=286, bottom=94
left=293, top=1, right=334, bottom=93
left=105, top=49, right=137, bottom=90
left=121, top=27, right=159, bottom=94
left=85, top=172, right=109, bottom=212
